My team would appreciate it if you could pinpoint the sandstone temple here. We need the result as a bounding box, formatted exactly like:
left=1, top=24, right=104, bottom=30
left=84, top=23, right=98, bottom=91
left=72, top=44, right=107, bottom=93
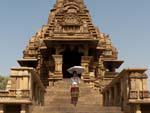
left=0, top=0, right=150, bottom=113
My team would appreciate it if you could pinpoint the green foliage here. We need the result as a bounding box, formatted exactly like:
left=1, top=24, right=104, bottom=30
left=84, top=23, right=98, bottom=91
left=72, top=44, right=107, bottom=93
left=0, top=75, right=9, bottom=90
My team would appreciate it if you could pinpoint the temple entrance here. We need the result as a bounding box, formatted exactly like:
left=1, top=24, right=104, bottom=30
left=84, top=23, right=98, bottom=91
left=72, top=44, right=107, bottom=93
left=4, top=104, right=21, bottom=113
left=62, top=47, right=83, bottom=78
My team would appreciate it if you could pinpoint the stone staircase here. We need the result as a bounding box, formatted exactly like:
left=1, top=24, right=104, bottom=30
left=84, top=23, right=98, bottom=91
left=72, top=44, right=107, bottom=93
left=32, top=79, right=123, bottom=113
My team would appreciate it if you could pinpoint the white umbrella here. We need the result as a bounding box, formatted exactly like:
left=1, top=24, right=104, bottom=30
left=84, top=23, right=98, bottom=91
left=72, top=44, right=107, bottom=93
left=67, top=66, right=85, bottom=74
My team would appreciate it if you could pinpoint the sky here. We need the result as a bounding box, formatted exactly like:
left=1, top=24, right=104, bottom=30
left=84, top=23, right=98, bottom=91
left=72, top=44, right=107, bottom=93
left=0, top=0, right=150, bottom=76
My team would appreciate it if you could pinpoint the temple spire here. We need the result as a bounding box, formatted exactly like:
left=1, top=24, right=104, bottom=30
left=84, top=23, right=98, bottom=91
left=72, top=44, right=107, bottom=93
left=56, top=0, right=64, bottom=7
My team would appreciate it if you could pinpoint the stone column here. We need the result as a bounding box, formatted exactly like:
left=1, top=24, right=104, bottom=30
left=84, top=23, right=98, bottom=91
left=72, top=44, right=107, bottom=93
left=108, top=88, right=112, bottom=106
left=38, top=89, right=41, bottom=105
left=38, top=87, right=40, bottom=105
left=106, top=91, right=109, bottom=106
left=41, top=91, right=44, bottom=106
left=111, top=87, right=114, bottom=106
left=104, top=92, right=108, bottom=106
left=39, top=89, right=43, bottom=106
left=142, top=78, right=148, bottom=90
left=81, top=56, right=91, bottom=79
left=35, top=84, right=38, bottom=105
left=114, top=85, right=118, bottom=106
left=20, top=104, right=26, bottom=113
left=93, top=62, right=97, bottom=73
left=108, top=89, right=110, bottom=106
left=52, top=55, right=63, bottom=79
left=33, top=83, right=36, bottom=104
left=135, top=104, right=141, bottom=113
left=0, top=104, right=4, bottom=113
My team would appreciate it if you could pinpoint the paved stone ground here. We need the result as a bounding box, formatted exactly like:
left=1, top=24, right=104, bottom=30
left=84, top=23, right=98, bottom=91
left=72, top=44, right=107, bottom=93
left=32, top=79, right=123, bottom=113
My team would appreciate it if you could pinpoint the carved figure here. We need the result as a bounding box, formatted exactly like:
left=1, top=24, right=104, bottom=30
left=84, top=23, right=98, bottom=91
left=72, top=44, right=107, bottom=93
left=97, top=57, right=105, bottom=80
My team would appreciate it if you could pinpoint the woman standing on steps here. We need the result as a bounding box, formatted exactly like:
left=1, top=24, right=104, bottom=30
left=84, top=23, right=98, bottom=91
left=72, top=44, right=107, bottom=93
left=70, top=71, right=80, bottom=106
left=67, top=66, right=84, bottom=106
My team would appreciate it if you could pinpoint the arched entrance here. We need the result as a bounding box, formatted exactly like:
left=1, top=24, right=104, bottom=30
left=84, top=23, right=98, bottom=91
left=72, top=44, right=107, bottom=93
left=62, top=47, right=83, bottom=78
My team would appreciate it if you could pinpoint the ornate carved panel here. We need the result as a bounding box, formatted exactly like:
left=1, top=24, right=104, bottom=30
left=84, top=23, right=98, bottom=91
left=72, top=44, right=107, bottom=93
left=62, top=13, right=81, bottom=25
left=129, top=90, right=138, bottom=99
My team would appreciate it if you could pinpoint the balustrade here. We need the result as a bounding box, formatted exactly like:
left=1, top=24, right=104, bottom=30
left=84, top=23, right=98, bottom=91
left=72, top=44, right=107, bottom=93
left=0, top=67, right=45, bottom=108
left=129, top=90, right=138, bottom=99
left=102, top=68, right=150, bottom=113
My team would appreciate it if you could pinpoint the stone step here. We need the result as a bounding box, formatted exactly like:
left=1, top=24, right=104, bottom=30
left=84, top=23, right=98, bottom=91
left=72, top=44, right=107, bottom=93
left=32, top=106, right=123, bottom=113
left=33, top=111, right=123, bottom=113
left=32, top=79, right=122, bottom=113
left=33, top=105, right=122, bottom=110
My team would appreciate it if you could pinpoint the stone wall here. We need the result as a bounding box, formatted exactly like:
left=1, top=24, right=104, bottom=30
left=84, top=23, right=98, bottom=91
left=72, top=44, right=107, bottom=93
left=102, top=68, right=150, bottom=113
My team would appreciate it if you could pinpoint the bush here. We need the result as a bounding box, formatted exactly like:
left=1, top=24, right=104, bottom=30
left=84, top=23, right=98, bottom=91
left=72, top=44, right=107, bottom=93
left=0, top=75, right=9, bottom=90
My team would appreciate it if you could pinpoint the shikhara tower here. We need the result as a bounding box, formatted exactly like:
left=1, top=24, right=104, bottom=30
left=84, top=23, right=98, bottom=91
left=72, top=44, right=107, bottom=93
left=21, top=0, right=123, bottom=86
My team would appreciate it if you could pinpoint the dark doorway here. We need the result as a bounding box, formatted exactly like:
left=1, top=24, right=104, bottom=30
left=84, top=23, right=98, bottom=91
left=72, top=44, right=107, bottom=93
left=5, top=104, right=21, bottom=113
left=141, top=104, right=150, bottom=113
left=62, top=47, right=83, bottom=78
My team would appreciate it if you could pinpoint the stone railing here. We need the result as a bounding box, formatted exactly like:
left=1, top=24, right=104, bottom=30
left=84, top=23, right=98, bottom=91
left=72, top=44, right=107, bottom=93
left=129, top=90, right=150, bottom=99
left=0, top=67, right=45, bottom=106
left=129, top=90, right=139, bottom=99
left=0, top=91, right=9, bottom=97
left=0, top=89, right=30, bottom=98
left=103, top=68, right=149, bottom=108
left=139, top=90, right=150, bottom=99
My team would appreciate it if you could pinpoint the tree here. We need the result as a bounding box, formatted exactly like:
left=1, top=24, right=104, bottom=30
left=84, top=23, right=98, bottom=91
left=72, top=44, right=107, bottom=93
left=0, top=75, right=9, bottom=90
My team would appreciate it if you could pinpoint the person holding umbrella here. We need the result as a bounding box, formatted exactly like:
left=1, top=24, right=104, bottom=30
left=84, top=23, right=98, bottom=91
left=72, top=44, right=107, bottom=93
left=70, top=71, right=80, bottom=106
left=67, top=66, right=84, bottom=106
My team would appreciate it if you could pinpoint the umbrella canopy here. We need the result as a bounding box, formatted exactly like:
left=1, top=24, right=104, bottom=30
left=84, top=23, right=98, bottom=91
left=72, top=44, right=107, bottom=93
left=67, top=66, right=85, bottom=74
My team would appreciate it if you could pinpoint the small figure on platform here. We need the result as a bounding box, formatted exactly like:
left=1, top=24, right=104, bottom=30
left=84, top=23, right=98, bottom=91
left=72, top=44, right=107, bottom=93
left=70, top=71, right=80, bottom=106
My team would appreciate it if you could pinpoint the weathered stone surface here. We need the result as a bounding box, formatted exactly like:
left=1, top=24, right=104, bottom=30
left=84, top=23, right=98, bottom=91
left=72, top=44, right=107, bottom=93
left=32, top=79, right=123, bottom=113
left=0, top=0, right=150, bottom=113
left=22, top=0, right=120, bottom=85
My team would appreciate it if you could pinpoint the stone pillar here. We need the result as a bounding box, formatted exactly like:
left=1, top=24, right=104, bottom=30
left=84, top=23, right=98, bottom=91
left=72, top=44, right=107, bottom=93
left=39, top=89, right=42, bottom=106
left=33, top=82, right=36, bottom=104
left=52, top=55, right=63, bottom=79
left=38, top=89, right=41, bottom=105
left=35, top=85, right=38, bottom=105
left=108, top=88, right=112, bottom=106
left=21, top=104, right=26, bottom=113
left=111, top=87, right=114, bottom=106
left=38, top=87, right=40, bottom=105
left=142, top=78, right=148, bottom=90
left=108, top=89, right=110, bottom=106
left=114, top=85, right=118, bottom=106
left=0, top=104, right=4, bottom=113
left=93, top=62, right=97, bottom=73
left=81, top=56, right=91, bottom=79
left=104, top=92, right=108, bottom=106
left=135, top=104, right=141, bottom=113
left=106, top=91, right=109, bottom=106
left=41, top=91, right=44, bottom=106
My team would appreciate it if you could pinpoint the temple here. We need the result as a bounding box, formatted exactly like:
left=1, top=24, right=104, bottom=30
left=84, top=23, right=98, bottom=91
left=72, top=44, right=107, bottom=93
left=0, top=0, right=150, bottom=113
